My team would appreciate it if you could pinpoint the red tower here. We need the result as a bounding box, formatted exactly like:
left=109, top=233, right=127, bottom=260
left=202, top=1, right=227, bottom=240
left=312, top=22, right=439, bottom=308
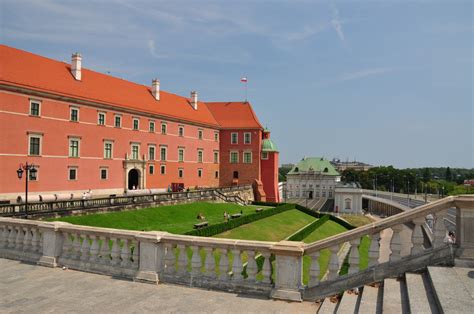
left=260, top=129, right=280, bottom=202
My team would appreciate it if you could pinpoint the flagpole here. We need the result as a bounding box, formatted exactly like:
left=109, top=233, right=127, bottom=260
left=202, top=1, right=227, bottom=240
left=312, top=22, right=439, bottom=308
left=245, top=81, right=248, bottom=102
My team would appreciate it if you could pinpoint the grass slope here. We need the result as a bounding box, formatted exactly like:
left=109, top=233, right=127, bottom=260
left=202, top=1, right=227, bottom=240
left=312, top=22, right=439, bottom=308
left=51, top=202, right=268, bottom=234
left=214, top=209, right=316, bottom=242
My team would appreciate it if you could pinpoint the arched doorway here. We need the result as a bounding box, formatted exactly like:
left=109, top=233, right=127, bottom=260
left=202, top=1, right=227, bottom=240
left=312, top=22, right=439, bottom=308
left=128, top=169, right=140, bottom=190
left=308, top=191, right=313, bottom=199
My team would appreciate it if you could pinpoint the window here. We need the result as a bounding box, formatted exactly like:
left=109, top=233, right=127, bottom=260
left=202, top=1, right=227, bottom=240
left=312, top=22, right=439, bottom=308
left=198, top=168, right=203, bottom=178
left=68, top=167, right=77, bottom=180
left=149, top=121, right=155, bottom=132
left=262, top=152, right=269, bottom=160
left=178, top=168, right=184, bottom=178
left=214, top=132, right=219, bottom=142
left=70, top=107, right=79, bottom=122
left=148, top=145, right=155, bottom=160
left=133, top=118, right=139, bottom=130
left=100, top=168, right=108, bottom=180
left=213, top=151, right=219, bottom=163
left=233, top=171, right=239, bottom=179
left=197, top=150, right=203, bottom=163
left=131, top=144, right=139, bottom=160
left=98, top=112, right=106, bottom=125
left=149, top=165, right=155, bottom=175
left=104, top=142, right=113, bottom=159
left=345, top=198, right=351, bottom=210
left=178, top=126, right=184, bottom=137
left=198, top=129, right=203, bottom=140
left=178, top=148, right=184, bottom=162
left=160, top=146, right=167, bottom=161
left=244, top=132, right=251, bottom=144
left=161, top=123, right=167, bottom=134
left=69, top=138, right=80, bottom=157
left=115, top=115, right=122, bottom=128
left=230, top=151, right=239, bottom=163
left=160, top=165, right=166, bottom=175
left=231, top=132, right=238, bottom=144
left=30, top=100, right=40, bottom=116
left=28, top=136, right=41, bottom=156
left=243, top=151, right=252, bottom=164
left=215, top=171, right=219, bottom=179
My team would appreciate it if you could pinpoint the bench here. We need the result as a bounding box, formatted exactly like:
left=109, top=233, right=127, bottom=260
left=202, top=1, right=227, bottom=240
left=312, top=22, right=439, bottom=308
left=193, top=221, right=208, bottom=229
left=230, top=213, right=242, bottom=219
left=255, top=208, right=263, bottom=212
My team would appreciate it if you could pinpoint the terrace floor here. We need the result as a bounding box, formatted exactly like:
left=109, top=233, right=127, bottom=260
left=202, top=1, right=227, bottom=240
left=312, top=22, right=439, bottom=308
left=0, top=258, right=317, bottom=313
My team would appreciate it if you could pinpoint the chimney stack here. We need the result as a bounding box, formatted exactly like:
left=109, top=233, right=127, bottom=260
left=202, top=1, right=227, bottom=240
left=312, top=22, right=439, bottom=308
left=71, top=52, right=82, bottom=81
left=152, top=79, right=160, bottom=100
left=190, top=91, right=198, bottom=110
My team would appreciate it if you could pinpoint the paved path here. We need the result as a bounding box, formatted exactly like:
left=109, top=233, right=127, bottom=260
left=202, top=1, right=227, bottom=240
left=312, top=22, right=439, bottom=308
left=0, top=258, right=318, bottom=313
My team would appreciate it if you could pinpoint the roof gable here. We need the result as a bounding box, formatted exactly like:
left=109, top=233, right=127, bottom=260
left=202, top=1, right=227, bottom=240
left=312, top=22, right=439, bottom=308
left=205, top=102, right=263, bottom=129
left=288, top=157, right=340, bottom=176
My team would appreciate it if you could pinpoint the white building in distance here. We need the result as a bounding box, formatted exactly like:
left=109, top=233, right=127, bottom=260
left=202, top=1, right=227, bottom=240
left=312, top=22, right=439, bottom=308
left=334, top=182, right=363, bottom=214
left=286, top=157, right=340, bottom=199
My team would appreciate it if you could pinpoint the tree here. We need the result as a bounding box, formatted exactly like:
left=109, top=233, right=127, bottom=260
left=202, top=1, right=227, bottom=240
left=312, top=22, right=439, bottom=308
left=422, top=168, right=431, bottom=183
left=445, top=167, right=452, bottom=181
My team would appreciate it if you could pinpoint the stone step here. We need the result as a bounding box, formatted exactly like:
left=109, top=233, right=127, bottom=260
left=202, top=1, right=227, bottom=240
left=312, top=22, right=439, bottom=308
left=405, top=272, right=439, bottom=314
left=336, top=289, right=359, bottom=313
left=318, top=296, right=338, bottom=314
left=358, top=285, right=381, bottom=314
left=382, top=278, right=403, bottom=314
left=428, top=266, right=473, bottom=313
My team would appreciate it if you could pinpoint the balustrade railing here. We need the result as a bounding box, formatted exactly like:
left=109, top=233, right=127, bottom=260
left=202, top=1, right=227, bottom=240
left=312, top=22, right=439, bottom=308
left=0, top=195, right=471, bottom=302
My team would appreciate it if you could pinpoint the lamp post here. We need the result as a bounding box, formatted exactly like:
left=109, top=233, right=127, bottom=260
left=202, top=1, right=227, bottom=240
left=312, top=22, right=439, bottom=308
left=16, top=162, right=37, bottom=219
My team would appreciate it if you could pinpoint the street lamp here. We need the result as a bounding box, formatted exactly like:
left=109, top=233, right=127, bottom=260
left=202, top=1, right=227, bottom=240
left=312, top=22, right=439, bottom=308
left=16, top=162, right=37, bottom=218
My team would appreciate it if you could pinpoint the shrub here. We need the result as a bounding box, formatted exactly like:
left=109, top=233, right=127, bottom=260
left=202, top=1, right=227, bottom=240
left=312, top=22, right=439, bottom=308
left=185, top=203, right=295, bottom=237
left=328, top=215, right=356, bottom=230
left=294, top=204, right=324, bottom=218
left=287, top=215, right=330, bottom=241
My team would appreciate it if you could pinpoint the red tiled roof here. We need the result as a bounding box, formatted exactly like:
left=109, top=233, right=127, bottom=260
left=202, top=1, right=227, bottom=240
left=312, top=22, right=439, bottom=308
left=206, top=102, right=263, bottom=129
left=0, top=45, right=219, bottom=127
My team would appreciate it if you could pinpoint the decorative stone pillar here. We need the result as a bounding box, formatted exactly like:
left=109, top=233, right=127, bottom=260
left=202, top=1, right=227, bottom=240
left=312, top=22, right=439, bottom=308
left=270, top=240, right=304, bottom=302
left=134, top=231, right=167, bottom=284
left=456, top=206, right=474, bottom=260
left=37, top=222, right=70, bottom=267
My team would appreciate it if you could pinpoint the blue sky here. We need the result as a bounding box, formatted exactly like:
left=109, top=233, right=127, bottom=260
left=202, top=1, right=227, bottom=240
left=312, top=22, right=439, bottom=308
left=1, top=0, right=472, bottom=168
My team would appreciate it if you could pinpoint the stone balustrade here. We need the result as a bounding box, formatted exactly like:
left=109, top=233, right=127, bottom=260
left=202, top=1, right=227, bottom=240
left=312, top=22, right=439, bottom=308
left=0, top=195, right=472, bottom=302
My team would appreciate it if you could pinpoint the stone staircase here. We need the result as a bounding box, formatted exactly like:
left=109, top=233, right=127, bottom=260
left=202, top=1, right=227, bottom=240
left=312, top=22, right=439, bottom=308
left=317, top=266, right=473, bottom=313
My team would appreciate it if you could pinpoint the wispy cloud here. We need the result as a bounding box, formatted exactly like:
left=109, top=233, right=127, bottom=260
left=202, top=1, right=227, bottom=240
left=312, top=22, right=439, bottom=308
left=340, top=67, right=396, bottom=81
left=147, top=39, right=166, bottom=59
left=330, top=1, right=347, bottom=46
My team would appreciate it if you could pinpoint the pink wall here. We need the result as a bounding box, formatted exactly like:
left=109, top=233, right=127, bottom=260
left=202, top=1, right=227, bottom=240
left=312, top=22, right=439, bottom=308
left=261, top=152, right=280, bottom=202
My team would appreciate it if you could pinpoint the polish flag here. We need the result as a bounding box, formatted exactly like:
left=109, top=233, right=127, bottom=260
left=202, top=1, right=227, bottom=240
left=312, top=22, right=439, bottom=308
left=240, top=77, right=248, bottom=83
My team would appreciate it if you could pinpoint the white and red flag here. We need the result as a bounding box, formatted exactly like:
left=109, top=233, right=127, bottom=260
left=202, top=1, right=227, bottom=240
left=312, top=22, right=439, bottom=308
left=240, top=77, right=248, bottom=83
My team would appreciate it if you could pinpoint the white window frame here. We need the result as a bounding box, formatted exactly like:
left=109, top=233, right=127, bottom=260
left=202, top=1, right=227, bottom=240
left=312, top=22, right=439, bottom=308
left=161, top=122, right=167, bottom=134
left=103, top=141, right=113, bottom=159
left=230, top=151, right=239, bottom=163
left=131, top=144, right=140, bottom=160
left=197, top=149, right=203, bottom=163
left=148, top=145, right=156, bottom=161
left=114, top=114, right=122, bottom=128
left=97, top=112, right=106, bottom=125
left=133, top=118, right=140, bottom=130
left=149, top=164, right=155, bottom=175
left=243, top=151, right=252, bottom=164
left=213, top=151, right=219, bottom=164
left=178, top=168, right=184, bottom=178
left=149, top=120, right=155, bottom=132
left=178, top=126, right=184, bottom=137
left=261, top=152, right=269, bottom=160
left=70, top=106, right=79, bottom=122
left=231, top=132, right=238, bottom=144
left=29, top=99, right=41, bottom=117
left=68, top=137, right=80, bottom=158
left=160, top=146, right=167, bottom=161
left=68, top=167, right=78, bottom=181
left=197, top=168, right=203, bottom=178
left=160, top=165, right=166, bottom=175
left=214, top=132, right=219, bottom=142
left=28, top=133, right=43, bottom=156
left=244, top=132, right=251, bottom=144
left=100, top=167, right=108, bottom=180
left=178, top=148, right=185, bottom=162
left=198, top=129, right=203, bottom=140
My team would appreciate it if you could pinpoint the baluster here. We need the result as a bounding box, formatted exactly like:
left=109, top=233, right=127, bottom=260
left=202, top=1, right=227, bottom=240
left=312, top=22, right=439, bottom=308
left=120, top=239, right=131, bottom=267
left=72, top=233, right=82, bottom=259
left=309, top=251, right=320, bottom=286
left=246, top=250, right=257, bottom=281
left=327, top=245, right=340, bottom=280
left=89, top=235, right=100, bottom=264
left=15, top=226, right=24, bottom=251
left=368, top=232, right=381, bottom=267
left=7, top=226, right=17, bottom=248
left=231, top=249, right=243, bottom=280
left=31, top=228, right=40, bottom=253
left=261, top=252, right=272, bottom=284
left=204, top=247, right=215, bottom=278
left=110, top=238, right=121, bottom=266
left=164, top=244, right=176, bottom=274
left=37, top=229, right=43, bottom=252
left=23, top=227, right=32, bottom=252
left=191, top=246, right=201, bottom=275
left=218, top=248, right=230, bottom=280
left=80, top=234, right=91, bottom=262
left=98, top=236, right=110, bottom=264
left=348, top=238, right=361, bottom=274
left=131, top=241, right=139, bottom=268
left=177, top=244, right=188, bottom=274
left=61, top=232, right=72, bottom=258
left=433, top=210, right=448, bottom=248
left=390, top=225, right=403, bottom=262
left=0, top=226, right=7, bottom=248
left=411, top=217, right=425, bottom=255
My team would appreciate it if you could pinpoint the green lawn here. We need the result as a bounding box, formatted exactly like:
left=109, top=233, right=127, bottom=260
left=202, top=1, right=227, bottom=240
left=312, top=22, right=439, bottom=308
left=50, top=202, right=270, bottom=234
left=340, top=215, right=375, bottom=227
left=214, top=209, right=316, bottom=242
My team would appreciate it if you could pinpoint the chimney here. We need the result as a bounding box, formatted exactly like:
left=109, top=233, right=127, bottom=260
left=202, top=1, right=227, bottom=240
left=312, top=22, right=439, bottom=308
left=71, top=52, right=82, bottom=81
left=152, top=79, right=160, bottom=101
left=190, top=91, right=198, bottom=110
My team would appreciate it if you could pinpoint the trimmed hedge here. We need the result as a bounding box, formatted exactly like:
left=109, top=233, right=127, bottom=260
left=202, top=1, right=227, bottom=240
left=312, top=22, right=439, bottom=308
left=287, top=215, right=330, bottom=241
left=251, top=201, right=286, bottom=207
left=185, top=203, right=295, bottom=237
left=328, top=215, right=356, bottom=230
left=294, top=204, right=324, bottom=219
